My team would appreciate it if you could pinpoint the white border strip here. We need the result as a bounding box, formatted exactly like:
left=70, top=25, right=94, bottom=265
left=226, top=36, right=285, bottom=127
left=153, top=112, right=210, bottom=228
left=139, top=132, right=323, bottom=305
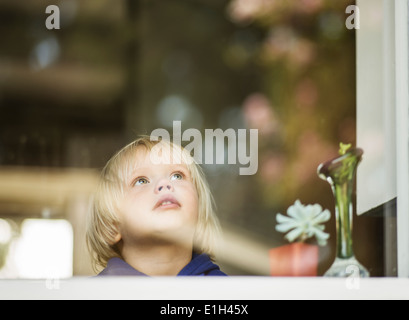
left=395, top=0, right=409, bottom=278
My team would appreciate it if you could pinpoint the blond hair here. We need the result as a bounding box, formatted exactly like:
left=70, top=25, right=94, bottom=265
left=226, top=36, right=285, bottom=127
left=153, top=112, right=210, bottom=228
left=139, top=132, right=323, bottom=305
left=86, top=136, right=221, bottom=272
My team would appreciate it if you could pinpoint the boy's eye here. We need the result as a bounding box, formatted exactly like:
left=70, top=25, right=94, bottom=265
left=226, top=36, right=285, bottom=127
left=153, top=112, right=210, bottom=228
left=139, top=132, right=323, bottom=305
left=170, top=172, right=183, bottom=181
left=134, top=177, right=149, bottom=186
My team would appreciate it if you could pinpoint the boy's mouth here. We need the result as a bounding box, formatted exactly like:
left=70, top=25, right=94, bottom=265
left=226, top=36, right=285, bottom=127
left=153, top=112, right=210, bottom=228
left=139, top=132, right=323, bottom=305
left=154, top=195, right=181, bottom=210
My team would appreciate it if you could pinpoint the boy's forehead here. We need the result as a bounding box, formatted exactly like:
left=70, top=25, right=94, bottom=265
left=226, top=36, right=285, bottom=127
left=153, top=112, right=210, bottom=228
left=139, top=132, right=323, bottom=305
left=128, top=147, right=190, bottom=172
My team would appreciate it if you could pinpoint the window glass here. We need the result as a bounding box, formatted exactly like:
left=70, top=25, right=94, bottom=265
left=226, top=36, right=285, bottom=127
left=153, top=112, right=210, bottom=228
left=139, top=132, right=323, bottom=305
left=0, top=0, right=390, bottom=277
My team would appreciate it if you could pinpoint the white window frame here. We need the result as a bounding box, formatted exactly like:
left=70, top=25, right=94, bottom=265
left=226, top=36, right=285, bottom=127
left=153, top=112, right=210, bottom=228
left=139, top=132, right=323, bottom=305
left=356, top=0, right=409, bottom=277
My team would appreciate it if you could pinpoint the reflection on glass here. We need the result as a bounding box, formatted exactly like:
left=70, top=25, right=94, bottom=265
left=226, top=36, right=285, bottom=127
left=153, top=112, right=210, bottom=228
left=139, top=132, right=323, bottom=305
left=0, top=0, right=388, bottom=277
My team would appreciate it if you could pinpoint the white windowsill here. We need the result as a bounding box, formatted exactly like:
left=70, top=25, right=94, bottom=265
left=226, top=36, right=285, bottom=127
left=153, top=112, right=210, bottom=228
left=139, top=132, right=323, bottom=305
left=1, top=277, right=408, bottom=300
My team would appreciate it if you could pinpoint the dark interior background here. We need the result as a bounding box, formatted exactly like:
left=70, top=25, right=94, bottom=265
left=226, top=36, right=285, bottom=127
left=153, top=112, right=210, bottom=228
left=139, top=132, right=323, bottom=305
left=0, top=0, right=395, bottom=276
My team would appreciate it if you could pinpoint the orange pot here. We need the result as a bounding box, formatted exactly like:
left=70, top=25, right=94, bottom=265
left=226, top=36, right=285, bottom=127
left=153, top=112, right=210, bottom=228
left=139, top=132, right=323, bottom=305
left=269, top=242, right=318, bottom=276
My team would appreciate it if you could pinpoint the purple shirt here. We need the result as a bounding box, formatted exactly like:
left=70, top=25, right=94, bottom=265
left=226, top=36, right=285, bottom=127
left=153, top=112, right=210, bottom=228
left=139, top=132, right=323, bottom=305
left=97, top=253, right=227, bottom=276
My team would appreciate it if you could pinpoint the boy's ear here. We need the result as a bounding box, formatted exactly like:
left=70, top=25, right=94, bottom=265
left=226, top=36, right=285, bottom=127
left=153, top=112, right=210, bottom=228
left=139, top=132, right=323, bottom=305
left=113, top=232, right=122, bottom=244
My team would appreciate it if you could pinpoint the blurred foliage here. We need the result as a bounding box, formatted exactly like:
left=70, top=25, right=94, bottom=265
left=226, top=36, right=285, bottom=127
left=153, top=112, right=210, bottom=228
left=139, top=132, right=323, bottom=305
left=222, top=0, right=356, bottom=239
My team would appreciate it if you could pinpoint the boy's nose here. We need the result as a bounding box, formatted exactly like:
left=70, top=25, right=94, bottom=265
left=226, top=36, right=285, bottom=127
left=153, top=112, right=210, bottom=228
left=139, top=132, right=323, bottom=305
left=155, top=180, right=174, bottom=193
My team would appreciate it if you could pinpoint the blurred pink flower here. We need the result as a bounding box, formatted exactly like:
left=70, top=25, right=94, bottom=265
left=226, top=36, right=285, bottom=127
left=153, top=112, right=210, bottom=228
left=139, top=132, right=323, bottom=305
left=295, top=78, right=319, bottom=111
left=242, top=93, right=280, bottom=135
left=293, top=130, right=337, bottom=185
left=262, top=28, right=316, bottom=66
left=288, top=38, right=316, bottom=66
left=262, top=27, right=295, bottom=61
left=296, top=0, right=324, bottom=15
left=227, top=0, right=277, bottom=23
left=260, top=153, right=286, bottom=183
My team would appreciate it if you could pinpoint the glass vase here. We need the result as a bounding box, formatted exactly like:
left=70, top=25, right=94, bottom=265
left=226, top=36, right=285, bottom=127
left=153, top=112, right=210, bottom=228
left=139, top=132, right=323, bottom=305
left=317, top=147, right=370, bottom=277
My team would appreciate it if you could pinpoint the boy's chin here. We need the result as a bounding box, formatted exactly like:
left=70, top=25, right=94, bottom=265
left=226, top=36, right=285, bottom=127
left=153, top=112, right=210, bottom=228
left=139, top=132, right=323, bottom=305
left=151, top=224, right=196, bottom=247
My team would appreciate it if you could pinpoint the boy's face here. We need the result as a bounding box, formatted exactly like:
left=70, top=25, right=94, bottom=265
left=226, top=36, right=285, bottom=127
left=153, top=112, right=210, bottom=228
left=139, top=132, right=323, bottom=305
left=115, top=147, right=199, bottom=249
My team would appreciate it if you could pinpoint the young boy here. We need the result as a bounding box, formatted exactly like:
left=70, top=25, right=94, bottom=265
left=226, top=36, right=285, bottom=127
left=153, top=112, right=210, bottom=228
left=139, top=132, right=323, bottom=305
left=86, top=136, right=226, bottom=276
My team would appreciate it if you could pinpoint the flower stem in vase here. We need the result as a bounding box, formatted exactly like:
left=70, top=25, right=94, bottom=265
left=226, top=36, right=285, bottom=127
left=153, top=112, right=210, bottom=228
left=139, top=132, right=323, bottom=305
left=317, top=147, right=370, bottom=277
